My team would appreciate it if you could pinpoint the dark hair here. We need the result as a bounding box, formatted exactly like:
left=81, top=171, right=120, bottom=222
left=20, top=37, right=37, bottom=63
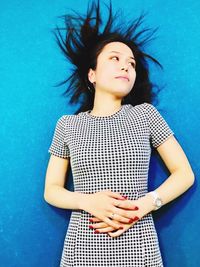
left=52, top=0, right=163, bottom=114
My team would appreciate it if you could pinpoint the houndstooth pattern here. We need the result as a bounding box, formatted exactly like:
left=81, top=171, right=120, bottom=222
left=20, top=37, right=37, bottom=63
left=48, top=103, right=174, bottom=267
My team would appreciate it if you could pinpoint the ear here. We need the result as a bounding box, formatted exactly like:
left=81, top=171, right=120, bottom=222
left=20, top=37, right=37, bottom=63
left=88, top=68, right=96, bottom=84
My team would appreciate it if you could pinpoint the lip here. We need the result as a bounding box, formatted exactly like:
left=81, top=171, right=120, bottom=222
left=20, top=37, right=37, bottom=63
left=115, top=76, right=129, bottom=81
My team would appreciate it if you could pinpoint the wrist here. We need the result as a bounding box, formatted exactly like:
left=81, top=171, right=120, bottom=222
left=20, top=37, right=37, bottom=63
left=146, top=191, right=163, bottom=211
left=78, top=192, right=91, bottom=211
left=143, top=193, right=155, bottom=213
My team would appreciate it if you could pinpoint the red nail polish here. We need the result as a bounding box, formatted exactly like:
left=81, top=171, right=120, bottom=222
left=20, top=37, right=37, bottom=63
left=89, top=218, right=93, bottom=222
left=94, top=230, right=100, bottom=234
left=132, top=216, right=139, bottom=221
left=122, top=195, right=128, bottom=199
left=118, top=197, right=126, bottom=200
left=131, top=206, right=139, bottom=210
left=89, top=225, right=94, bottom=229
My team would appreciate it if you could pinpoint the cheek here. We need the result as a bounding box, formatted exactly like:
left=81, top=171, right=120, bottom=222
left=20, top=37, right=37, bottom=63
left=131, top=70, right=136, bottom=80
left=97, top=64, right=114, bottom=79
left=129, top=71, right=136, bottom=86
left=104, top=63, right=115, bottom=72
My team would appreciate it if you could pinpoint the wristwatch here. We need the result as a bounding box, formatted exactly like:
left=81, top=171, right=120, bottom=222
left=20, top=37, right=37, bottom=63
left=148, top=191, right=163, bottom=210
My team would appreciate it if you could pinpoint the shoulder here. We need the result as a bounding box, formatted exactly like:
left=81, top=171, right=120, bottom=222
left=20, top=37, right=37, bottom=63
left=127, top=103, right=162, bottom=124
left=56, top=114, right=76, bottom=124
left=128, top=102, right=156, bottom=114
left=53, top=114, right=75, bottom=131
left=132, top=102, right=160, bottom=116
left=140, top=102, right=157, bottom=111
left=55, top=114, right=82, bottom=132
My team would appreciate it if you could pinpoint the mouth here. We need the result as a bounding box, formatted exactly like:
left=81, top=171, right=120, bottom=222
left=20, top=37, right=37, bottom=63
left=115, top=76, right=129, bottom=82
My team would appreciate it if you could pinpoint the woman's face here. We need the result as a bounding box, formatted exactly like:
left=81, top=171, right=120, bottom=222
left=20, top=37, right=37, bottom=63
left=88, top=41, right=136, bottom=100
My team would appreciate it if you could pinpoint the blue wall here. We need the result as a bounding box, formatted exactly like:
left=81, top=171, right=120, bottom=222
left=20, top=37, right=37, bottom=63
left=0, top=1, right=199, bottom=266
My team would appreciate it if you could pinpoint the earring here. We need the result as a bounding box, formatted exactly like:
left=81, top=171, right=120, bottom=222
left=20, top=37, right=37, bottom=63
left=85, top=78, right=93, bottom=92
left=88, top=85, right=92, bottom=92
left=87, top=83, right=95, bottom=92
left=88, top=82, right=96, bottom=92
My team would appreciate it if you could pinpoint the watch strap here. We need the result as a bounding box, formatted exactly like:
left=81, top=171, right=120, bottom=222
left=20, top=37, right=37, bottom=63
left=148, top=191, right=163, bottom=210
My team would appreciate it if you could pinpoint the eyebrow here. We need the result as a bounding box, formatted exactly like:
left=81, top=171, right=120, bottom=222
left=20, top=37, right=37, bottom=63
left=109, top=51, right=135, bottom=61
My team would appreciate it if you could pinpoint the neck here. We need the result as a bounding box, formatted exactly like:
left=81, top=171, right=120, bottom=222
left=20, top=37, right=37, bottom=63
left=90, top=93, right=123, bottom=116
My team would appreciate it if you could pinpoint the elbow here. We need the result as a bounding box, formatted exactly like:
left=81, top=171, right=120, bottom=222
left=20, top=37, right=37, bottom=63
left=189, top=172, right=195, bottom=186
left=177, top=169, right=195, bottom=188
left=44, top=188, right=50, bottom=203
left=184, top=170, right=195, bottom=187
left=44, top=192, right=48, bottom=203
left=43, top=185, right=55, bottom=204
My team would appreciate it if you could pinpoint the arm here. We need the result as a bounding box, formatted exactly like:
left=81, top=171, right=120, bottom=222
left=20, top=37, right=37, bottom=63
left=44, top=155, right=83, bottom=210
left=141, top=135, right=195, bottom=211
left=44, top=155, right=130, bottom=229
left=90, top=135, right=195, bottom=237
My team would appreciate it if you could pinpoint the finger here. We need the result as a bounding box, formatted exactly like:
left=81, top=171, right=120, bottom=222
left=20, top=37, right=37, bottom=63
left=107, top=228, right=124, bottom=238
left=109, top=208, right=140, bottom=224
left=90, top=222, right=108, bottom=229
left=90, top=214, right=123, bottom=229
left=126, top=201, right=139, bottom=210
left=110, top=200, right=140, bottom=222
left=104, top=216, right=123, bottom=229
left=89, top=217, right=101, bottom=223
left=105, top=190, right=126, bottom=200
left=95, top=226, right=115, bottom=233
left=112, top=199, right=139, bottom=210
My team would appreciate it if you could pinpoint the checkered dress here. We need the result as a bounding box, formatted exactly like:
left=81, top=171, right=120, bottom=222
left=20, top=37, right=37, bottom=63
left=48, top=102, right=174, bottom=267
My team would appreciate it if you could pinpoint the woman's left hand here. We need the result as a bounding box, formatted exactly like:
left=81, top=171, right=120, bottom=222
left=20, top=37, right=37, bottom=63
left=88, top=194, right=154, bottom=238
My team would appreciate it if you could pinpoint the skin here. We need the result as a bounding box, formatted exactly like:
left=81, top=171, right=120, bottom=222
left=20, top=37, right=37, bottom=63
left=88, top=41, right=136, bottom=116
left=86, top=42, right=195, bottom=237
left=44, top=42, right=195, bottom=239
left=87, top=42, right=154, bottom=236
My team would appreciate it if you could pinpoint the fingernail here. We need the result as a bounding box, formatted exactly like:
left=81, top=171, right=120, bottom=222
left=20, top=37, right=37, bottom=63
left=132, top=216, right=139, bottom=221
left=89, top=218, right=93, bottom=222
left=129, top=219, right=134, bottom=223
left=131, top=206, right=139, bottom=210
left=94, top=230, right=100, bottom=234
left=118, top=196, right=126, bottom=200
left=89, top=225, right=94, bottom=229
left=119, top=226, right=124, bottom=230
left=122, top=195, right=128, bottom=199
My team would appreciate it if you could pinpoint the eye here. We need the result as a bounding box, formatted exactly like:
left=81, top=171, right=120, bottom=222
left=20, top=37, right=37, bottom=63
left=110, top=56, right=136, bottom=68
left=129, top=62, right=136, bottom=68
left=110, top=56, right=119, bottom=61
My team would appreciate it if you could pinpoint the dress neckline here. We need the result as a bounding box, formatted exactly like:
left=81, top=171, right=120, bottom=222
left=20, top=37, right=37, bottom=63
left=83, top=104, right=130, bottom=120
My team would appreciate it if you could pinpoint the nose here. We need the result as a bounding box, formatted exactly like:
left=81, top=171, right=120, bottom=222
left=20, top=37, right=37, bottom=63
left=121, top=65, right=128, bottom=72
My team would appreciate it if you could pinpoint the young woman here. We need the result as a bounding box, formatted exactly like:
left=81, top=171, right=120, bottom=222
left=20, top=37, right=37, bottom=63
left=44, top=1, right=195, bottom=266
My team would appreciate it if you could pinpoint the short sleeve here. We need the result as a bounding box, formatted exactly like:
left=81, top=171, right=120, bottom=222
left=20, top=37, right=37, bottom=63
left=143, top=103, right=175, bottom=148
left=48, top=115, right=70, bottom=158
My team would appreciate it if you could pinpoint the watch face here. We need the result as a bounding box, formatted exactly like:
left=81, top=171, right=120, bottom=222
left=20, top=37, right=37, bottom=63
left=156, top=198, right=162, bottom=207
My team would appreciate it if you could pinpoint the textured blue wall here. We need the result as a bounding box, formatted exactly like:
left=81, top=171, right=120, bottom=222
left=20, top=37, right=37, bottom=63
left=0, top=1, right=199, bottom=266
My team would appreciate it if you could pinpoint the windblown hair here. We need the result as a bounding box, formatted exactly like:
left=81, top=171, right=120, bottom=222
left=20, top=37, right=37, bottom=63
left=52, top=0, right=163, bottom=114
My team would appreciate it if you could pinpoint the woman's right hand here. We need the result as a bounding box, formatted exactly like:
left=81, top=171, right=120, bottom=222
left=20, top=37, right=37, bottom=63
left=80, top=190, right=139, bottom=230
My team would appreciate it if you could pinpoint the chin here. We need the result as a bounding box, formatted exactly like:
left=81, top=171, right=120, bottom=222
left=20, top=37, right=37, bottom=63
left=113, top=87, right=132, bottom=96
left=103, top=85, right=132, bottom=96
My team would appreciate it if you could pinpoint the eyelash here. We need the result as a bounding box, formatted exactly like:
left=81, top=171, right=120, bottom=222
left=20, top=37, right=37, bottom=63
left=110, top=56, right=136, bottom=68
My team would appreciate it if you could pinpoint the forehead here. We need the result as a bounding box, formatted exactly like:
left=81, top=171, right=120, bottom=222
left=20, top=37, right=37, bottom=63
left=101, top=42, right=134, bottom=57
